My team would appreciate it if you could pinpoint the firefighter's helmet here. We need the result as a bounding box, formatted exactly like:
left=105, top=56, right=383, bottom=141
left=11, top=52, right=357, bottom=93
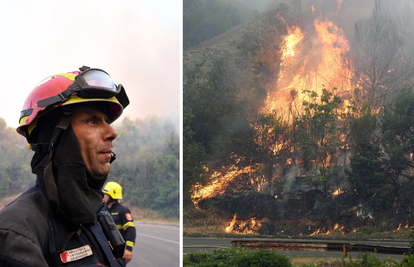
left=103, top=181, right=123, bottom=199
left=17, top=66, right=129, bottom=140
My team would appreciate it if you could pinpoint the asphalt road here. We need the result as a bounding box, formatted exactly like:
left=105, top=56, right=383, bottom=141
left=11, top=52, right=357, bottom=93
left=127, top=223, right=180, bottom=267
left=183, top=237, right=410, bottom=261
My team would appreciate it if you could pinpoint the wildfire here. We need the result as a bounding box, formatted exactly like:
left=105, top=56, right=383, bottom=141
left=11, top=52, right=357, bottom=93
left=266, top=15, right=353, bottom=118
left=191, top=4, right=360, bottom=236
left=281, top=26, right=304, bottom=61
left=225, top=214, right=263, bottom=234
left=192, top=165, right=252, bottom=208
left=309, top=223, right=346, bottom=236
left=310, top=228, right=331, bottom=236
left=191, top=154, right=263, bottom=208
left=226, top=214, right=238, bottom=233
left=333, top=188, right=344, bottom=196
left=396, top=223, right=402, bottom=231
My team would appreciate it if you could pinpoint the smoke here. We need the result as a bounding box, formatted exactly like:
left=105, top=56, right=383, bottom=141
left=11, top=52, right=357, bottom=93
left=0, top=0, right=180, bottom=128
left=282, top=165, right=301, bottom=194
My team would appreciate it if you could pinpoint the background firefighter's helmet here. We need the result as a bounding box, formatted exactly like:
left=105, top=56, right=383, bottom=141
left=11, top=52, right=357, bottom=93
left=103, top=181, right=123, bottom=199
left=17, top=67, right=127, bottom=140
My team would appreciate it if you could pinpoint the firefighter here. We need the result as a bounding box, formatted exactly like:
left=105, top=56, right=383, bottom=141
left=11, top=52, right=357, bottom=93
left=0, top=66, right=129, bottom=266
left=103, top=181, right=137, bottom=266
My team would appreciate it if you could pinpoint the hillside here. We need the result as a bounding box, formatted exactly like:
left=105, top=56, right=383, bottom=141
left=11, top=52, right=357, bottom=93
left=183, top=1, right=414, bottom=240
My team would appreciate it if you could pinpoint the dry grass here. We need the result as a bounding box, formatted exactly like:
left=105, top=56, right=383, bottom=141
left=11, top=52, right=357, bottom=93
left=184, top=210, right=228, bottom=234
left=118, top=202, right=179, bottom=224
left=183, top=208, right=413, bottom=239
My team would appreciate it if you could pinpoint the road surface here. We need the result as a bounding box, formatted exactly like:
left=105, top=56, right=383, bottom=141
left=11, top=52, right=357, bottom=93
left=183, top=237, right=409, bottom=261
left=127, top=223, right=180, bottom=267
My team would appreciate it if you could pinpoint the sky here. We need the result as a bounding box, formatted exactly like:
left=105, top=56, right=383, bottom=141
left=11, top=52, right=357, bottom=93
left=0, top=0, right=181, bottom=129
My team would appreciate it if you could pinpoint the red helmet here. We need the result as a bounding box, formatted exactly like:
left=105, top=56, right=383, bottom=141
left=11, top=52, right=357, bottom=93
left=17, top=66, right=129, bottom=139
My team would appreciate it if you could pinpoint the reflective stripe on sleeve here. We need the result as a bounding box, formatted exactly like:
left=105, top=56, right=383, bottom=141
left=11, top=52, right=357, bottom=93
left=122, top=222, right=135, bottom=231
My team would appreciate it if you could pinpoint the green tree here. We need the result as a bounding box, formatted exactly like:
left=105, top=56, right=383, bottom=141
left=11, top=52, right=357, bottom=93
left=380, top=87, right=414, bottom=201
left=294, top=89, right=344, bottom=196
left=183, top=106, right=207, bottom=208
left=0, top=118, right=36, bottom=199
left=109, top=116, right=179, bottom=219
left=347, top=102, right=385, bottom=197
left=183, top=51, right=264, bottom=206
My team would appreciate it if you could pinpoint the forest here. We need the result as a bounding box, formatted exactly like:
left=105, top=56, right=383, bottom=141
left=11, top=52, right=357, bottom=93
left=0, top=115, right=179, bottom=219
left=183, top=0, right=414, bottom=221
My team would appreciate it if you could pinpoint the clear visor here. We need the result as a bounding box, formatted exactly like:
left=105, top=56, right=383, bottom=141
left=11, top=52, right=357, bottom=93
left=83, top=70, right=117, bottom=91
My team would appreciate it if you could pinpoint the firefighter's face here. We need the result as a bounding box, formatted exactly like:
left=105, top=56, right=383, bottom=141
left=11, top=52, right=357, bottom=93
left=71, top=106, right=117, bottom=180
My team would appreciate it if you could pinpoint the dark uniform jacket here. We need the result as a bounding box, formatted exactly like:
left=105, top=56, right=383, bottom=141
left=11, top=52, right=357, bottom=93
left=0, top=186, right=121, bottom=267
left=103, top=202, right=136, bottom=252
left=0, top=123, right=121, bottom=267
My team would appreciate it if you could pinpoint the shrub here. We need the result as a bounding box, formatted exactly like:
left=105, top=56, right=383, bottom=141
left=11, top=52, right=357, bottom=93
left=183, top=247, right=293, bottom=267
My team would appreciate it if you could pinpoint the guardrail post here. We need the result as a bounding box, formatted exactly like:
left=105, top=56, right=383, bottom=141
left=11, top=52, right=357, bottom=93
left=343, top=244, right=347, bottom=258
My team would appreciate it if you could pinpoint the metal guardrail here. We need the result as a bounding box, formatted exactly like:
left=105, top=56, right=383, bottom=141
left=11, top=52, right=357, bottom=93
left=231, top=240, right=410, bottom=257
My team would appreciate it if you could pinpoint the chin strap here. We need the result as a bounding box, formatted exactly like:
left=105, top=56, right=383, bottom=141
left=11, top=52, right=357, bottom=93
left=43, top=107, right=73, bottom=223
left=110, top=152, right=116, bottom=164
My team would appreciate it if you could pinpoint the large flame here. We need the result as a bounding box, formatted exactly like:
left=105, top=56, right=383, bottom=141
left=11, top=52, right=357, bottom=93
left=191, top=155, right=262, bottom=208
left=266, top=16, right=353, bottom=116
left=191, top=10, right=357, bottom=235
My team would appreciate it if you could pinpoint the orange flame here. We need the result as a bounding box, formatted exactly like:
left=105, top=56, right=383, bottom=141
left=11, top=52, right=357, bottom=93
left=225, top=214, right=263, bottom=234
left=333, top=188, right=344, bottom=196
left=226, top=214, right=238, bottom=233
left=277, top=11, right=286, bottom=24
left=266, top=16, right=353, bottom=118
left=191, top=155, right=262, bottom=208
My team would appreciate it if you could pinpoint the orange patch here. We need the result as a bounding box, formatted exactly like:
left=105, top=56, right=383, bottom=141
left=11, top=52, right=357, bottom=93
left=126, top=213, right=132, bottom=221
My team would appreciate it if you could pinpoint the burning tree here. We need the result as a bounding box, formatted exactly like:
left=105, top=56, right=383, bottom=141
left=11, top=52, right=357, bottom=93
left=347, top=0, right=414, bottom=108
left=294, top=88, right=345, bottom=197
left=255, top=112, right=290, bottom=196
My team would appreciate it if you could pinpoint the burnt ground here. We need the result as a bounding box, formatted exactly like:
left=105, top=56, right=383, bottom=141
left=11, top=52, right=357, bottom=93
left=194, top=189, right=414, bottom=238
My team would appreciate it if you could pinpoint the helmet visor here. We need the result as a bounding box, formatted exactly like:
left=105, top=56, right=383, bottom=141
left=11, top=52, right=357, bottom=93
left=83, top=70, right=117, bottom=90
left=35, top=67, right=129, bottom=110
left=75, top=69, right=120, bottom=98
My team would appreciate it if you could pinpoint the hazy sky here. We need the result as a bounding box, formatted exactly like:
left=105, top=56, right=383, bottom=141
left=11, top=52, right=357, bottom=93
left=0, top=0, right=180, bottom=129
